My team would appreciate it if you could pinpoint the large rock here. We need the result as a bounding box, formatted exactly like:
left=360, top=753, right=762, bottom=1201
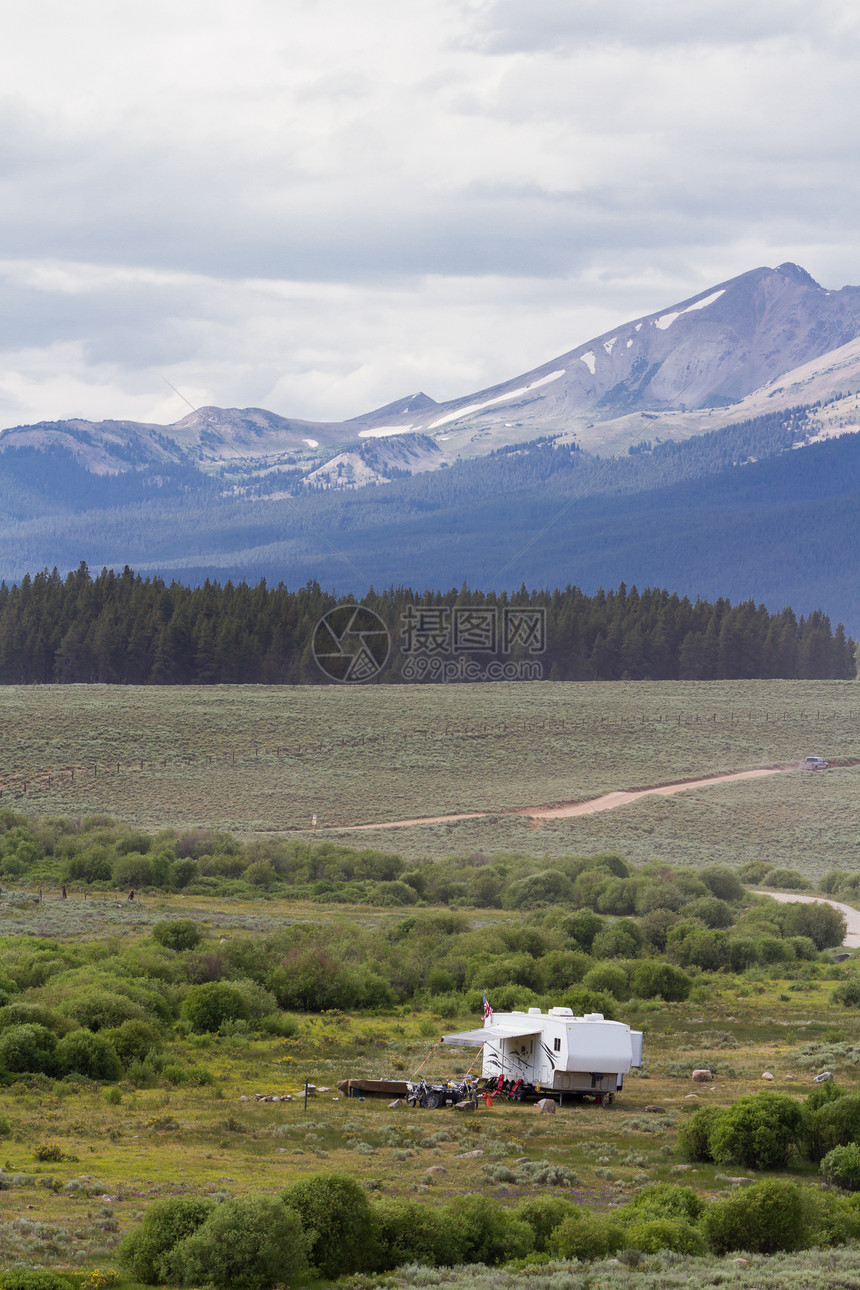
left=536, top=1098, right=557, bottom=1114
left=691, top=1069, right=713, bottom=1083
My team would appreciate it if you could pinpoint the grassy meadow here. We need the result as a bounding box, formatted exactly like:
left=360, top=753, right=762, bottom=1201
left=2, top=892, right=860, bottom=1273
left=0, top=678, right=858, bottom=872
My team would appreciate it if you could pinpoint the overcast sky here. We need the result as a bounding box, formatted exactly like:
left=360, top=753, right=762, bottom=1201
left=2, top=0, right=859, bottom=428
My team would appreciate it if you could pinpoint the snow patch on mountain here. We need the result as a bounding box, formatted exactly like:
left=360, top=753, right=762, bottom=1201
left=427, top=369, right=565, bottom=430
left=358, top=425, right=415, bottom=438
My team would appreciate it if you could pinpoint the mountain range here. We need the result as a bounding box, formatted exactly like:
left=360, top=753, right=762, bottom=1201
left=1, top=261, right=860, bottom=631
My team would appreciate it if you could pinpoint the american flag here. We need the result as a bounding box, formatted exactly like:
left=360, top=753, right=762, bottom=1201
left=482, top=990, right=493, bottom=1020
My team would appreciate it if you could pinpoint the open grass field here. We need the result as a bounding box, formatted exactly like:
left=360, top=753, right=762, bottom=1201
left=0, top=679, right=858, bottom=872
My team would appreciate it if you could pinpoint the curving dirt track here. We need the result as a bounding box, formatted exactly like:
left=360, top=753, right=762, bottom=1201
left=341, top=764, right=789, bottom=831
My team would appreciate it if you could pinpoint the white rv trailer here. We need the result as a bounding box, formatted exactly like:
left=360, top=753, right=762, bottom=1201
left=441, top=1007, right=643, bottom=1103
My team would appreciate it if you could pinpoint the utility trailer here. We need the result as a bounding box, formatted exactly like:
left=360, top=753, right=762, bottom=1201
left=441, top=1007, right=643, bottom=1105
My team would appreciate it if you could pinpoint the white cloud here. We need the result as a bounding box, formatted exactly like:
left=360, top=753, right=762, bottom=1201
left=0, top=0, right=858, bottom=427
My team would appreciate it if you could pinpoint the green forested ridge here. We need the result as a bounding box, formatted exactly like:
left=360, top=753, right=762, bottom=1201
left=0, top=564, right=853, bottom=683
left=1, top=406, right=859, bottom=636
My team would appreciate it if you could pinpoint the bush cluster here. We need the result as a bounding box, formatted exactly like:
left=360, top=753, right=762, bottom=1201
left=678, top=1085, right=860, bottom=1187
left=118, top=1169, right=860, bottom=1287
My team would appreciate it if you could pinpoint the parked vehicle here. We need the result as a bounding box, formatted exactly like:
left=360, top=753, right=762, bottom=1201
left=442, top=1006, right=643, bottom=1105
left=802, top=755, right=829, bottom=769
left=405, top=1077, right=477, bottom=1108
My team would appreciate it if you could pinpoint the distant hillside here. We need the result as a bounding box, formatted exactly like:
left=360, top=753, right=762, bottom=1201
left=0, top=413, right=858, bottom=634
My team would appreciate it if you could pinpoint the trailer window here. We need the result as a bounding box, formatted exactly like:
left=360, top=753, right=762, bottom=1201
left=553, top=1038, right=561, bottom=1052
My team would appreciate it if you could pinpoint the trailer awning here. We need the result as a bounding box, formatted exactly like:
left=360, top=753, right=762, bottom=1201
left=441, top=1023, right=541, bottom=1048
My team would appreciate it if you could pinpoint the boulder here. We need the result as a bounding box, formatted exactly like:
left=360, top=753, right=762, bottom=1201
left=645, top=1105, right=666, bottom=1113
left=761, top=1072, right=775, bottom=1081
left=389, top=1099, right=404, bottom=1108
left=425, top=1165, right=447, bottom=1175
left=455, top=1148, right=484, bottom=1158
left=537, top=1097, right=557, bottom=1114
left=814, top=1071, right=834, bottom=1083
left=453, top=1100, right=475, bottom=1112
left=691, top=1069, right=713, bottom=1083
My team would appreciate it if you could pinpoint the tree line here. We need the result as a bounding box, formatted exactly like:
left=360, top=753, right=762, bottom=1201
left=0, top=563, right=853, bottom=683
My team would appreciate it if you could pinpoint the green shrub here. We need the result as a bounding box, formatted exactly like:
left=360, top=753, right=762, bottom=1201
left=709, top=1092, right=804, bottom=1170
left=591, top=920, right=643, bottom=959
left=809, top=1094, right=860, bottom=1161
left=151, top=920, right=203, bottom=952
left=763, top=868, right=812, bottom=890
left=558, top=988, right=616, bottom=1019
left=182, top=982, right=250, bottom=1033
left=55, top=1029, right=121, bottom=1081
left=169, top=1195, right=309, bottom=1290
left=0, top=1114, right=12, bottom=1137
left=449, top=1195, right=534, bottom=1265
left=0, top=1023, right=57, bottom=1074
left=673, top=929, right=730, bottom=971
left=627, top=1183, right=706, bottom=1223
left=0, top=1273, right=74, bottom=1290
left=536, top=950, right=592, bottom=992
left=624, top=1216, right=706, bottom=1254
left=59, top=989, right=145, bottom=1031
left=258, top=1012, right=300, bottom=1039
left=821, top=1143, right=860, bottom=1190
left=0, top=1002, right=70, bottom=1035
left=700, top=866, right=744, bottom=902
left=374, top=1197, right=465, bottom=1267
left=831, top=978, right=860, bottom=1007
left=64, top=850, right=113, bottom=883
left=117, top=1195, right=215, bottom=1283
left=547, top=1209, right=624, bottom=1260
left=676, top=1105, right=724, bottom=1162
left=681, top=897, right=735, bottom=929
left=512, top=1196, right=577, bottom=1252
left=630, top=960, right=691, bottom=1001
left=559, top=909, right=604, bottom=952
left=781, top=901, right=847, bottom=949
left=34, top=1143, right=65, bottom=1161
left=702, top=1178, right=811, bottom=1254
left=581, top=963, right=629, bottom=999
left=104, top=1018, right=164, bottom=1067
left=281, top=1172, right=382, bottom=1278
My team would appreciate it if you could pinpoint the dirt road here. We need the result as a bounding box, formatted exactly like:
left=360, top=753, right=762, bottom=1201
left=342, top=764, right=789, bottom=831
left=757, top=890, right=860, bottom=949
